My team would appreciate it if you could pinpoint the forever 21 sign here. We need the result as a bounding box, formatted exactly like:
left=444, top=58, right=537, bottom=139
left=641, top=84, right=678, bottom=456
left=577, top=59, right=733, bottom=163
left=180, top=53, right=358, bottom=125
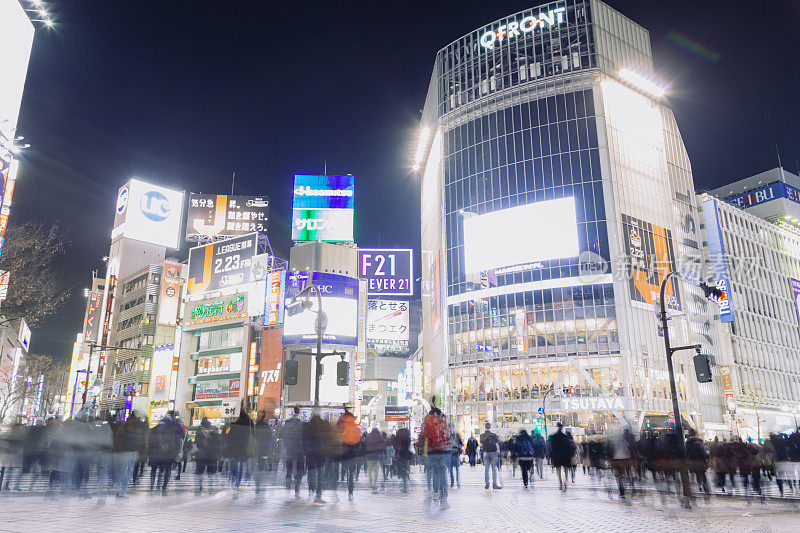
left=358, top=249, right=413, bottom=296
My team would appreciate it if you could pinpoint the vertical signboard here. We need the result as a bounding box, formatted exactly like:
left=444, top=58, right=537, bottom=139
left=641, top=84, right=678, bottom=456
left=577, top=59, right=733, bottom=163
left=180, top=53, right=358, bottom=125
left=701, top=198, right=735, bottom=323
left=0, top=159, right=19, bottom=259
left=366, top=299, right=410, bottom=348
left=719, top=364, right=735, bottom=406
left=0, top=270, right=10, bottom=304
left=621, top=213, right=681, bottom=311
left=356, top=279, right=367, bottom=364
left=265, top=270, right=286, bottom=326
left=790, top=278, right=800, bottom=326
left=430, top=251, right=442, bottom=334
left=514, top=308, right=527, bottom=353
left=148, top=344, right=174, bottom=425
left=158, top=262, right=182, bottom=326
left=82, top=291, right=103, bottom=342
left=257, top=328, right=283, bottom=417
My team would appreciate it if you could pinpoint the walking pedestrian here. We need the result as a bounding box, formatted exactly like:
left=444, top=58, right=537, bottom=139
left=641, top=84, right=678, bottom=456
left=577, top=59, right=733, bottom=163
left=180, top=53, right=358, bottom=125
left=335, top=410, right=362, bottom=501
left=194, top=418, right=221, bottom=493
left=419, top=404, right=450, bottom=509
left=282, top=406, right=305, bottom=497
left=448, top=423, right=463, bottom=488
left=466, top=434, right=479, bottom=468
left=480, top=422, right=501, bottom=489
left=548, top=422, right=574, bottom=491
left=253, top=411, right=273, bottom=502
left=515, top=429, right=535, bottom=489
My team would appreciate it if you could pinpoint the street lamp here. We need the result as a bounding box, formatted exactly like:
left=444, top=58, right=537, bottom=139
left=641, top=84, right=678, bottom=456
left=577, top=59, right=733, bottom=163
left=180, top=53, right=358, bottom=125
left=657, top=272, right=723, bottom=508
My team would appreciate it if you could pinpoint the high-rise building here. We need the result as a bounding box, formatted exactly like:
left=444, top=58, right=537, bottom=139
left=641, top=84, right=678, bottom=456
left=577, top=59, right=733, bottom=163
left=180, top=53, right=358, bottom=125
left=707, top=168, right=800, bottom=230
left=699, top=188, right=800, bottom=438
left=417, top=0, right=725, bottom=437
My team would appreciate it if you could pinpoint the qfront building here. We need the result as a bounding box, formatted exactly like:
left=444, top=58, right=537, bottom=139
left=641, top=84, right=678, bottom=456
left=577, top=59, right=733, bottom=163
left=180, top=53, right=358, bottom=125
left=417, top=0, right=726, bottom=437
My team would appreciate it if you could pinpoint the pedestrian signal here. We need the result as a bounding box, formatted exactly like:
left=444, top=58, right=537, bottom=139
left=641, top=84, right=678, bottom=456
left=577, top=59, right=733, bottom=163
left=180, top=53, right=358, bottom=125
left=693, top=353, right=712, bottom=383
left=284, top=359, right=298, bottom=386
left=337, top=360, right=349, bottom=386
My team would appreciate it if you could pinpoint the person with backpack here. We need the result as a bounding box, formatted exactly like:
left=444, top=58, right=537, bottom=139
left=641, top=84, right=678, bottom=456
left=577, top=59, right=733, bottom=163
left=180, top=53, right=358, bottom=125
left=448, top=423, right=463, bottom=488
left=515, top=429, right=536, bottom=489
left=336, top=410, right=362, bottom=501
left=420, top=404, right=451, bottom=509
left=532, top=430, right=546, bottom=479
left=226, top=410, right=254, bottom=499
left=480, top=422, right=501, bottom=489
left=148, top=411, right=184, bottom=495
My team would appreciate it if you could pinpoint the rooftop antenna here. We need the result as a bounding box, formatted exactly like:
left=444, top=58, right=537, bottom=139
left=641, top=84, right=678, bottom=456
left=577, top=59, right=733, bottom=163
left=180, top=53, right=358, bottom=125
left=231, top=171, right=236, bottom=195
left=324, top=158, right=327, bottom=174
left=776, top=142, right=785, bottom=181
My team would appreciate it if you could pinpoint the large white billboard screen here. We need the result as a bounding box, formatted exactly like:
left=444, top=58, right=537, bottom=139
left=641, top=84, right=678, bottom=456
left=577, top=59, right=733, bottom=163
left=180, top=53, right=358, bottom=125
left=0, top=0, right=34, bottom=133
left=463, top=197, right=579, bottom=274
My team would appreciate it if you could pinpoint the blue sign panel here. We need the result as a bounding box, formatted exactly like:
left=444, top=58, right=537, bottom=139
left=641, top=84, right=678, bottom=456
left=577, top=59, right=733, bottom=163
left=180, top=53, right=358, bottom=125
left=728, top=182, right=800, bottom=209
left=702, top=198, right=735, bottom=323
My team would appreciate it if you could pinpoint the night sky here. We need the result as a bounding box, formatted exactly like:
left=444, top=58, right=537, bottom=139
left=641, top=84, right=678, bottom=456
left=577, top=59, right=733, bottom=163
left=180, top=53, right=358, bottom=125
left=11, top=0, right=800, bottom=358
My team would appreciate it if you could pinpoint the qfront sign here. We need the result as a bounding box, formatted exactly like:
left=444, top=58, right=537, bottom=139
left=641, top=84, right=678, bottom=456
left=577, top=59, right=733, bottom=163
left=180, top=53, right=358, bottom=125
left=480, top=6, right=566, bottom=49
left=358, top=248, right=413, bottom=296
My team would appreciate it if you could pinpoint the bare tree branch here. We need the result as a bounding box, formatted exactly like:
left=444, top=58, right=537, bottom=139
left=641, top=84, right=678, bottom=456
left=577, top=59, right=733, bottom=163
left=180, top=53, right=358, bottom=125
left=0, top=220, right=72, bottom=327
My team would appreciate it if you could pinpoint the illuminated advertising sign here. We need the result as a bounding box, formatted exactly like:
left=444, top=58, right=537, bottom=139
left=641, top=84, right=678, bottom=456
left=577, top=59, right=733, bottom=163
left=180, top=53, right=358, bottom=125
left=195, top=377, right=241, bottom=400
left=158, top=262, right=182, bottom=326
left=366, top=299, right=410, bottom=345
left=186, top=193, right=270, bottom=239
left=185, top=294, right=247, bottom=327
left=479, top=6, right=566, bottom=49
left=0, top=270, right=9, bottom=304
left=82, top=290, right=103, bottom=342
left=430, top=251, right=441, bottom=334
left=621, top=213, right=681, bottom=312
left=265, top=270, right=286, bottom=326
left=257, top=328, right=283, bottom=416
left=283, top=271, right=358, bottom=345
left=728, top=182, right=800, bottom=209
left=0, top=159, right=19, bottom=258
left=463, top=197, right=579, bottom=274
left=0, top=0, right=34, bottom=133
left=187, top=233, right=259, bottom=296
left=291, top=175, right=354, bottom=242
left=358, top=249, right=413, bottom=296
left=700, top=199, right=735, bottom=323
left=149, top=344, right=173, bottom=421
left=112, top=179, right=184, bottom=249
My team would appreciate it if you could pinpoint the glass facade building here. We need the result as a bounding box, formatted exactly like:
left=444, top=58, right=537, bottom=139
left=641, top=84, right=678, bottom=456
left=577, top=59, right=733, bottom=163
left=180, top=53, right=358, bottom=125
left=419, top=0, right=725, bottom=437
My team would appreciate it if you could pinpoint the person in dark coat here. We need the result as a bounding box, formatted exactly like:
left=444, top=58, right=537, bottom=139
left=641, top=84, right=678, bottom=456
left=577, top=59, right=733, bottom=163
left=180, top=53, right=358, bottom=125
left=113, top=412, right=147, bottom=497
left=281, top=406, right=305, bottom=496
left=254, top=411, right=273, bottom=501
left=303, top=412, right=333, bottom=503
left=465, top=434, right=479, bottom=467
left=547, top=422, right=575, bottom=491
left=226, top=410, right=254, bottom=498
left=148, top=412, right=184, bottom=495
left=514, top=429, right=536, bottom=489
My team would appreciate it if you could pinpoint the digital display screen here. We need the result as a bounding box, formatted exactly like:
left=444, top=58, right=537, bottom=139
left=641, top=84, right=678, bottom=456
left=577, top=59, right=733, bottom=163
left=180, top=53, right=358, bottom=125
left=463, top=197, right=579, bottom=274
left=291, top=175, right=354, bottom=242
left=282, top=271, right=359, bottom=345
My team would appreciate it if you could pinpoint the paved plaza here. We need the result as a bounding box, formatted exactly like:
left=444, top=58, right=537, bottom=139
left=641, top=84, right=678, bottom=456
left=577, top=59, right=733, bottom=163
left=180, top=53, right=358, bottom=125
left=1, top=465, right=799, bottom=532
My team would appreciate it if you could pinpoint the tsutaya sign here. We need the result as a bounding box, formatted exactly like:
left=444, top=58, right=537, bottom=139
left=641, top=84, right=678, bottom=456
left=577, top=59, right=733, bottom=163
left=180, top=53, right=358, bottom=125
left=562, top=397, right=628, bottom=411
left=480, top=6, right=566, bottom=49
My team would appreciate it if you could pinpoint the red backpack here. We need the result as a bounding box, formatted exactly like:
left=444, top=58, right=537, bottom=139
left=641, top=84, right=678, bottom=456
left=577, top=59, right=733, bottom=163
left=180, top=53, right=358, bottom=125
left=423, top=413, right=449, bottom=452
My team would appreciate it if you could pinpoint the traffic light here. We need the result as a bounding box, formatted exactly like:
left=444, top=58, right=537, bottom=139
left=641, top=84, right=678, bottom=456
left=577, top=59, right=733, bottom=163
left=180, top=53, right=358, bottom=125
left=337, top=360, right=349, bottom=386
left=284, top=359, right=298, bottom=385
left=645, top=418, right=651, bottom=429
left=693, top=353, right=712, bottom=383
